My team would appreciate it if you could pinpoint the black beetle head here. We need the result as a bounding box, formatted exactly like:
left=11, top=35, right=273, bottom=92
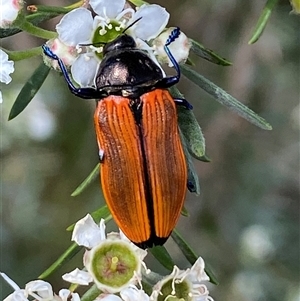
left=103, top=34, right=136, bottom=55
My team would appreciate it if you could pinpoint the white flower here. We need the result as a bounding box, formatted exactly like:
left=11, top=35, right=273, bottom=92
left=43, top=38, right=77, bottom=71
left=0, top=48, right=14, bottom=103
left=120, top=286, right=150, bottom=301
left=0, top=272, right=80, bottom=301
left=71, top=214, right=106, bottom=248
left=153, top=27, right=191, bottom=67
left=151, top=257, right=214, bottom=301
left=0, top=0, right=23, bottom=28
left=62, top=268, right=93, bottom=285
left=64, top=215, right=148, bottom=293
left=55, top=0, right=169, bottom=87
left=95, top=286, right=149, bottom=301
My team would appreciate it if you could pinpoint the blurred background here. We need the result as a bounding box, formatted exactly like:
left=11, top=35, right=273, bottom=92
left=1, top=0, right=299, bottom=300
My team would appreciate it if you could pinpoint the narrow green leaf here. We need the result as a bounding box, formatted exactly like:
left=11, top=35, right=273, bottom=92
left=66, top=205, right=111, bottom=231
left=71, top=164, right=100, bottom=196
left=179, top=128, right=201, bottom=195
left=150, top=246, right=175, bottom=271
left=181, top=64, right=272, bottom=130
left=198, top=154, right=211, bottom=162
left=181, top=206, right=190, bottom=217
left=178, top=106, right=206, bottom=159
left=38, top=243, right=81, bottom=279
left=171, top=229, right=219, bottom=285
left=170, top=85, right=206, bottom=158
left=190, top=39, right=232, bottom=66
left=248, top=0, right=279, bottom=44
left=8, top=63, right=50, bottom=120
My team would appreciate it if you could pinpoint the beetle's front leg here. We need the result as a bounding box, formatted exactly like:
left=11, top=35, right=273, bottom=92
left=174, top=98, right=193, bottom=110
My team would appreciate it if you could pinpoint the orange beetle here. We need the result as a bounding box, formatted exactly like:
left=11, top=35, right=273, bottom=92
left=43, top=28, right=191, bottom=248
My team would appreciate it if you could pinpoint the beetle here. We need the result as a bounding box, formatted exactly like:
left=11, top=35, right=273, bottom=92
left=42, top=27, right=192, bottom=249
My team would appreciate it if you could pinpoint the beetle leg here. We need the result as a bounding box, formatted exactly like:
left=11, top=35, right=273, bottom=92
left=42, top=45, right=108, bottom=100
left=154, top=27, right=182, bottom=88
left=174, top=98, right=193, bottom=110
left=164, top=26, right=181, bottom=78
left=187, top=180, right=196, bottom=193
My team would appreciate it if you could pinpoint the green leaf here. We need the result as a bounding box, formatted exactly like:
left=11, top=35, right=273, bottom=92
left=71, top=164, right=100, bottom=196
left=178, top=106, right=206, bottom=159
left=170, top=85, right=206, bottom=159
left=0, top=12, right=61, bottom=38
left=181, top=206, right=190, bottom=217
left=248, top=0, right=279, bottom=44
left=170, top=86, right=210, bottom=163
left=38, top=242, right=81, bottom=279
left=8, top=62, right=50, bottom=120
left=190, top=39, right=232, bottom=66
left=150, top=245, right=175, bottom=271
left=179, top=128, right=201, bottom=195
left=171, top=229, right=219, bottom=285
left=66, top=205, right=111, bottom=231
left=181, top=64, right=272, bottom=130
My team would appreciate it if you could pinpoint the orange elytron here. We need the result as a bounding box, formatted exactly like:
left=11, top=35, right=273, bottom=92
left=94, top=90, right=187, bottom=248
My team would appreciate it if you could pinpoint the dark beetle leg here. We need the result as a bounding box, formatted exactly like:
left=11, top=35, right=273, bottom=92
left=174, top=98, right=193, bottom=110
left=42, top=45, right=108, bottom=99
left=187, top=180, right=196, bottom=193
left=156, top=27, right=182, bottom=88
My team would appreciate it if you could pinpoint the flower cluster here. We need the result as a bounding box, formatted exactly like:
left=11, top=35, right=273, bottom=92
left=0, top=272, right=79, bottom=301
left=0, top=0, right=191, bottom=103
left=45, top=0, right=190, bottom=87
left=2, top=215, right=214, bottom=301
left=62, top=214, right=148, bottom=293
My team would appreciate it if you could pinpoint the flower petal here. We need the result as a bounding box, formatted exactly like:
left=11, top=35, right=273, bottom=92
left=97, top=295, right=123, bottom=301
left=189, top=257, right=210, bottom=282
left=131, top=4, right=169, bottom=40
left=58, top=289, right=80, bottom=301
left=0, top=272, right=20, bottom=290
left=153, top=28, right=191, bottom=67
left=90, top=0, right=125, bottom=19
left=0, top=0, right=22, bottom=27
left=62, top=268, right=93, bottom=285
left=3, top=290, right=28, bottom=301
left=25, top=280, right=53, bottom=300
left=120, top=286, right=150, bottom=301
left=0, top=49, right=14, bottom=84
left=56, top=8, right=93, bottom=46
left=71, top=53, right=99, bottom=88
left=71, top=214, right=105, bottom=247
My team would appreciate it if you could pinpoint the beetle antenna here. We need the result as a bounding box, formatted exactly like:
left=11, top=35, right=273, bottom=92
left=79, top=41, right=106, bottom=47
left=122, top=17, right=142, bottom=33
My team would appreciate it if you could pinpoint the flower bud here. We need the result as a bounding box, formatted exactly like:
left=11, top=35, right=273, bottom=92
left=153, top=27, right=191, bottom=67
